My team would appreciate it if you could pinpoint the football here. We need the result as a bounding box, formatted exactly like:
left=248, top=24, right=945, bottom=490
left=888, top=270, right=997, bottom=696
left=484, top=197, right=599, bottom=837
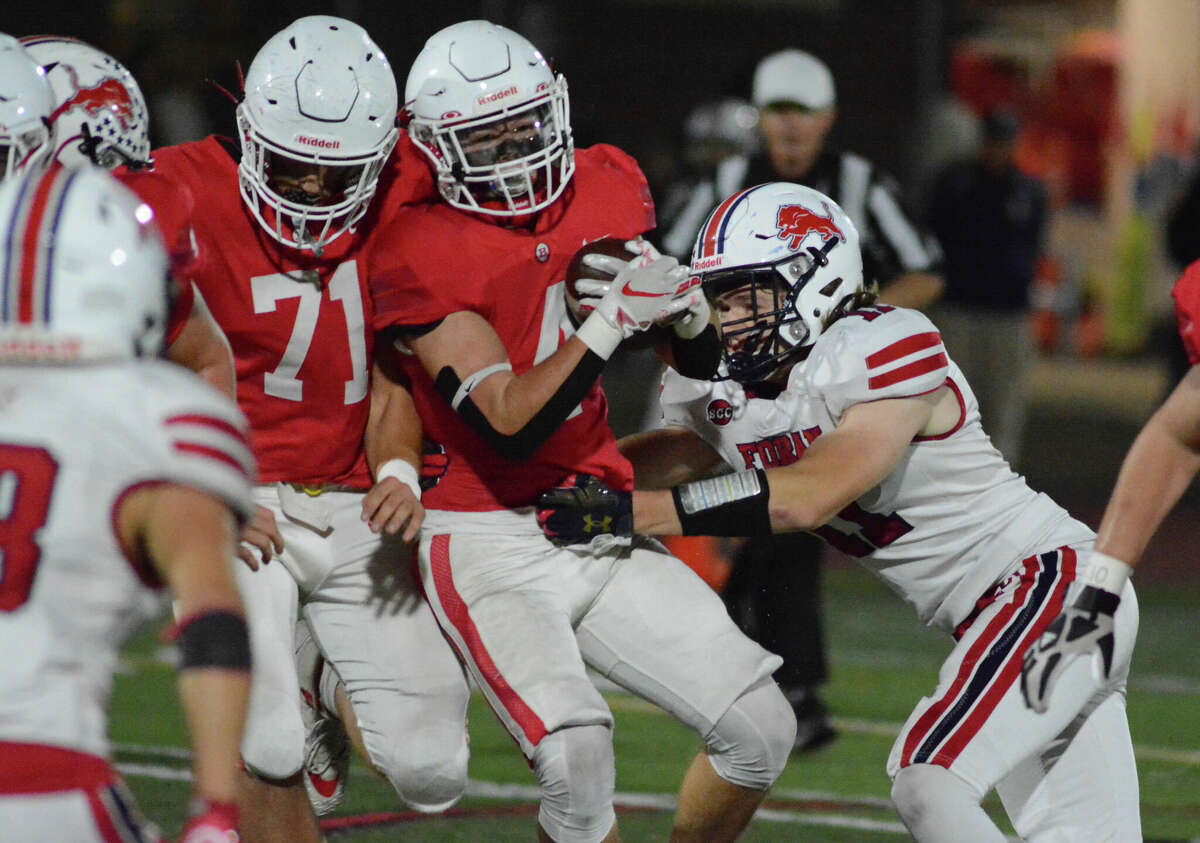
left=563, top=236, right=635, bottom=327
left=563, top=236, right=666, bottom=350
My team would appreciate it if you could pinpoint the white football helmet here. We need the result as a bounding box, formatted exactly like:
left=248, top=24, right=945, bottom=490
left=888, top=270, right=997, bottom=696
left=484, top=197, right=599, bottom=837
left=19, top=36, right=151, bottom=171
left=236, top=16, right=399, bottom=255
left=691, top=182, right=864, bottom=382
left=0, top=164, right=169, bottom=362
left=0, top=34, right=55, bottom=181
left=405, top=20, right=574, bottom=217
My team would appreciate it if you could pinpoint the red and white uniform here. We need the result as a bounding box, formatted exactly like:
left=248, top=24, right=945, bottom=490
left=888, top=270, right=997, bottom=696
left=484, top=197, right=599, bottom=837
left=370, top=145, right=780, bottom=757
left=142, top=136, right=470, bottom=804
left=0, top=360, right=253, bottom=842
left=659, top=305, right=1141, bottom=840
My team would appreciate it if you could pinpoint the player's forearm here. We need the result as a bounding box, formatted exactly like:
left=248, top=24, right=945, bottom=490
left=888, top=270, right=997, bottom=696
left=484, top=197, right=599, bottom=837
left=439, top=336, right=604, bottom=461
left=1095, top=413, right=1200, bottom=566
left=632, top=488, right=683, bottom=535
left=178, top=669, right=250, bottom=804
left=366, top=363, right=422, bottom=477
left=168, top=300, right=236, bottom=400
left=620, top=427, right=719, bottom=490
left=633, top=469, right=817, bottom=537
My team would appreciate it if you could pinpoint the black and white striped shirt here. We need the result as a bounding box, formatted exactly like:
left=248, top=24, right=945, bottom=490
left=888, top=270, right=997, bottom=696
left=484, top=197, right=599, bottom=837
left=660, top=148, right=941, bottom=288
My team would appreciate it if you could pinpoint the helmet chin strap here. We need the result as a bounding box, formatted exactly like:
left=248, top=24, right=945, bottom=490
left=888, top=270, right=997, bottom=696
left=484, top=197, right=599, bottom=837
left=291, top=222, right=324, bottom=258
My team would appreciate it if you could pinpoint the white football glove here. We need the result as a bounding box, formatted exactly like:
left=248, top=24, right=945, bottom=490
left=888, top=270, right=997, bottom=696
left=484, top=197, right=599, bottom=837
left=569, top=238, right=661, bottom=318
left=591, top=239, right=711, bottom=339
left=1020, top=552, right=1130, bottom=714
left=574, top=248, right=692, bottom=358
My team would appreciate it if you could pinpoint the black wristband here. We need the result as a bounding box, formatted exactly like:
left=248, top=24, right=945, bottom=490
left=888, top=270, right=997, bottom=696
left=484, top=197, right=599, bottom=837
left=178, top=610, right=251, bottom=671
left=671, top=468, right=772, bottom=536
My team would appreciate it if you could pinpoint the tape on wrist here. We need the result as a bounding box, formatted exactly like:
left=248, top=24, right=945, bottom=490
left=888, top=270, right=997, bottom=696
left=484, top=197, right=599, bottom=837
left=574, top=311, right=623, bottom=359
left=376, top=458, right=422, bottom=499
left=1077, top=550, right=1133, bottom=595
left=671, top=468, right=772, bottom=536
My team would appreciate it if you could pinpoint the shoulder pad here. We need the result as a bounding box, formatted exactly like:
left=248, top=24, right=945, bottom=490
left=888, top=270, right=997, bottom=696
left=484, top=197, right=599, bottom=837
left=804, top=306, right=949, bottom=420
left=141, top=363, right=256, bottom=523
left=578, top=144, right=656, bottom=232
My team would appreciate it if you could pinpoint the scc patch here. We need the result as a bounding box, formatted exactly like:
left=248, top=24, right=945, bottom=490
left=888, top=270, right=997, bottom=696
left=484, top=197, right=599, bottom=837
left=706, top=398, right=734, bottom=426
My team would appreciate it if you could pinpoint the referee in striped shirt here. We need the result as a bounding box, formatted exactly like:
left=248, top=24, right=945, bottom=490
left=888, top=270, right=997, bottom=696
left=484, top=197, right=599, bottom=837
left=658, top=48, right=943, bottom=752
left=662, top=48, right=942, bottom=307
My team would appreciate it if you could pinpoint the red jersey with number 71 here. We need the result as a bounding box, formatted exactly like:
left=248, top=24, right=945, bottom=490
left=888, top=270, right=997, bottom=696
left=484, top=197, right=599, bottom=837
left=368, top=144, right=656, bottom=511
left=148, top=134, right=433, bottom=486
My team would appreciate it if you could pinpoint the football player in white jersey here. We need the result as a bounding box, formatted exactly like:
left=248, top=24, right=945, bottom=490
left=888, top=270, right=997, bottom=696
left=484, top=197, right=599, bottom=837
left=17, top=35, right=235, bottom=400
left=0, top=33, right=55, bottom=180
left=0, top=164, right=254, bottom=841
left=540, top=182, right=1142, bottom=841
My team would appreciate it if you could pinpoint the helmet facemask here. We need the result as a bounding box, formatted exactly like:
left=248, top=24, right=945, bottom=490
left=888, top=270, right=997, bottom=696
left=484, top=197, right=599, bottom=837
left=1, top=122, right=52, bottom=180
left=705, top=236, right=842, bottom=383
left=410, top=77, right=574, bottom=217
left=236, top=104, right=398, bottom=256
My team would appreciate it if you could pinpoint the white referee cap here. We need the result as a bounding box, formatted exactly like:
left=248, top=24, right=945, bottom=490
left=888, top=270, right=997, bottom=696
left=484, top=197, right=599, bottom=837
left=752, top=49, right=835, bottom=111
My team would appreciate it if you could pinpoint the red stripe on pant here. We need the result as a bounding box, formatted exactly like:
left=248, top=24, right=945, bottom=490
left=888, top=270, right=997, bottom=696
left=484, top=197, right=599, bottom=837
left=936, top=549, right=1076, bottom=763
left=86, top=788, right=133, bottom=843
left=899, top=551, right=1073, bottom=768
left=429, top=533, right=548, bottom=748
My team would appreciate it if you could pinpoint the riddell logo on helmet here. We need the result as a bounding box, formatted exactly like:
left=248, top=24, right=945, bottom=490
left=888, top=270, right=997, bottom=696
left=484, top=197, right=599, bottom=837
left=477, top=86, right=518, bottom=107
left=294, top=135, right=341, bottom=150
left=692, top=255, right=724, bottom=271
left=707, top=399, right=735, bottom=426
left=776, top=201, right=843, bottom=250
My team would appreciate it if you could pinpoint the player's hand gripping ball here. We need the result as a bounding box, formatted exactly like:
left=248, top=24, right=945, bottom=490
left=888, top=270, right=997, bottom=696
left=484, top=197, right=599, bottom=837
left=565, top=237, right=669, bottom=349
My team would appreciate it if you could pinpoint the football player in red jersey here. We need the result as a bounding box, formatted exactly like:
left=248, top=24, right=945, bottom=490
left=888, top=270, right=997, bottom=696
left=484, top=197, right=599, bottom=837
left=368, top=20, right=796, bottom=843
left=1023, top=258, right=1200, bottom=718
left=143, top=16, right=470, bottom=841
left=0, top=164, right=253, bottom=843
left=19, top=35, right=236, bottom=399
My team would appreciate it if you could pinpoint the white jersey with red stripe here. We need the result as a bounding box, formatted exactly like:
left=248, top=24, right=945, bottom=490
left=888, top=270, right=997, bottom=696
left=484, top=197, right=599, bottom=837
left=0, top=360, right=253, bottom=759
left=660, top=304, right=1092, bottom=632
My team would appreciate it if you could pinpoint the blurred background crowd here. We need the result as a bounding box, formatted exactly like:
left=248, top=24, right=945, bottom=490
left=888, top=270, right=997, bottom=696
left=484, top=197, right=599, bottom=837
left=10, top=0, right=1198, bottom=378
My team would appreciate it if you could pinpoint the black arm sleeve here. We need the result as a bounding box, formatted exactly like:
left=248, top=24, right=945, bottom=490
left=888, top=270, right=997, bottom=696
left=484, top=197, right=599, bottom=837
left=434, top=350, right=607, bottom=462
left=668, top=323, right=722, bottom=380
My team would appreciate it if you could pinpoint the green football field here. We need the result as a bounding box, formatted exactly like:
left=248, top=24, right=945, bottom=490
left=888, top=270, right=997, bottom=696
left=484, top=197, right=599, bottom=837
left=111, top=563, right=1200, bottom=841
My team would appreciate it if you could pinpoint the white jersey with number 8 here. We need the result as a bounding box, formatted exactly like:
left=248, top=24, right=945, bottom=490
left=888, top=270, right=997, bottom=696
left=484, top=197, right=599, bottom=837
left=0, top=360, right=253, bottom=758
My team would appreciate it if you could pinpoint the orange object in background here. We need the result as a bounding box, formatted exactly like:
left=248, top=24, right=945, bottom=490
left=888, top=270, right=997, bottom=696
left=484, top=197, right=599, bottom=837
left=661, top=535, right=732, bottom=592
left=1030, top=254, right=1063, bottom=354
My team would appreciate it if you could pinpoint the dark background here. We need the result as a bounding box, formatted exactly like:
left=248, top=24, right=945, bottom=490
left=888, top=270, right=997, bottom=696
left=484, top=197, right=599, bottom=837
left=5, top=0, right=985, bottom=201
